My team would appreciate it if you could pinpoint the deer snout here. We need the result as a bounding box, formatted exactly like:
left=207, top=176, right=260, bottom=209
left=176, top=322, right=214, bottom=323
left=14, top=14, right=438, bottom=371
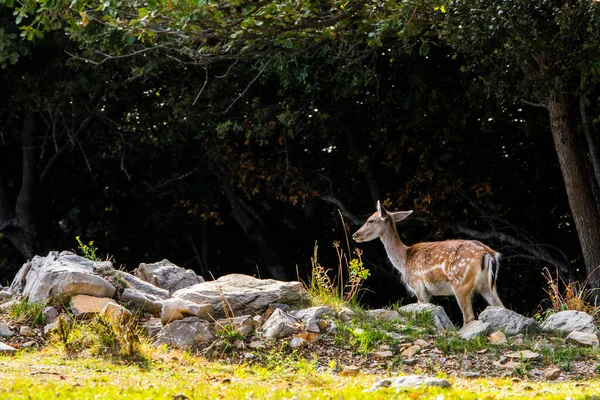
left=352, top=232, right=362, bottom=242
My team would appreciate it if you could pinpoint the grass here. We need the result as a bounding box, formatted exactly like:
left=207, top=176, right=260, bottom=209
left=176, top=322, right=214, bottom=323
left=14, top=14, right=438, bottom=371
left=2, top=349, right=600, bottom=399
left=9, top=300, right=46, bottom=327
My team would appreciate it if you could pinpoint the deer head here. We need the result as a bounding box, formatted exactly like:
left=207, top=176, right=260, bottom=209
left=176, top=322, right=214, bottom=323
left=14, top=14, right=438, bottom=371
left=352, top=201, right=412, bottom=243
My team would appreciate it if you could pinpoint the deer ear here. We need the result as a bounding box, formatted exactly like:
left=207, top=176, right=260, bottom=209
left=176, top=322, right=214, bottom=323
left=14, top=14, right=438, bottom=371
left=376, top=200, right=387, bottom=218
left=390, top=210, right=413, bottom=223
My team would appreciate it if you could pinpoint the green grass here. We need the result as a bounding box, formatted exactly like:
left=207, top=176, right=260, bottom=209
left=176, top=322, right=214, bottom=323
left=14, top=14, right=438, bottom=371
left=2, top=350, right=600, bottom=399
left=9, top=300, right=46, bottom=327
left=332, top=308, right=436, bottom=354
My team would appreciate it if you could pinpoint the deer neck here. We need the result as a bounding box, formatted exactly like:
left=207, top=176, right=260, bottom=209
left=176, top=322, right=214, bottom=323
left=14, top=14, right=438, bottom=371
left=380, top=228, right=408, bottom=275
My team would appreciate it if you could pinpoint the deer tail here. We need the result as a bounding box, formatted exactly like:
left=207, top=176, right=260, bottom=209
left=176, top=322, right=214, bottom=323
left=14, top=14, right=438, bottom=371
left=482, top=252, right=501, bottom=291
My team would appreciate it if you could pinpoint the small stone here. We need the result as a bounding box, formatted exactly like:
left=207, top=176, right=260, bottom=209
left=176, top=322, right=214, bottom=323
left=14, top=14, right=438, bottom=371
left=252, top=315, right=263, bottom=326
left=19, top=326, right=33, bottom=336
left=488, top=331, right=507, bottom=345
left=340, top=366, right=360, bottom=376
left=21, top=340, right=37, bottom=349
left=243, top=352, right=255, bottom=360
left=462, top=371, right=481, bottom=378
left=373, top=350, right=394, bottom=359
left=544, top=368, right=561, bottom=380
left=317, top=320, right=328, bottom=331
left=401, top=345, right=421, bottom=358
left=338, top=308, right=355, bottom=322
left=247, top=341, right=265, bottom=350
left=414, top=339, right=429, bottom=348
left=369, top=375, right=451, bottom=391
left=43, top=307, right=59, bottom=324
left=493, top=360, right=521, bottom=370
left=44, top=321, right=59, bottom=335
left=0, top=324, right=14, bottom=338
left=566, top=330, right=599, bottom=347
left=0, top=341, right=16, bottom=355
left=403, top=358, right=418, bottom=365
left=504, top=350, right=541, bottom=361
left=288, top=337, right=308, bottom=349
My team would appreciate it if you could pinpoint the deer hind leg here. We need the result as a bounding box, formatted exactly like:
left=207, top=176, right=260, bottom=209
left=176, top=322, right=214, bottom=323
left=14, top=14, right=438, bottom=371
left=453, top=285, right=475, bottom=326
left=480, top=286, right=504, bottom=308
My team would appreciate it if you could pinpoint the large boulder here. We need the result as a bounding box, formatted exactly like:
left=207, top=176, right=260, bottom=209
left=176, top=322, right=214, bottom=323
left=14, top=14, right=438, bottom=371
left=160, top=298, right=214, bottom=325
left=479, top=306, right=539, bottom=335
left=10, top=251, right=116, bottom=304
left=134, top=260, right=203, bottom=294
left=540, top=310, right=598, bottom=335
left=171, top=274, right=309, bottom=318
left=152, top=317, right=215, bottom=348
left=120, top=288, right=164, bottom=314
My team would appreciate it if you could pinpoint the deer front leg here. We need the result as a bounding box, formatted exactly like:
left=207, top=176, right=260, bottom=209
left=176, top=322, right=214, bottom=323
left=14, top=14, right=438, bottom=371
left=453, top=286, right=475, bottom=326
left=415, top=286, right=431, bottom=304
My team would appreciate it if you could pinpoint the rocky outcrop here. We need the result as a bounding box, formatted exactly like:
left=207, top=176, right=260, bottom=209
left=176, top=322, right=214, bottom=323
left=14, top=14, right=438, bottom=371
left=172, top=274, right=309, bottom=318
left=10, top=251, right=116, bottom=304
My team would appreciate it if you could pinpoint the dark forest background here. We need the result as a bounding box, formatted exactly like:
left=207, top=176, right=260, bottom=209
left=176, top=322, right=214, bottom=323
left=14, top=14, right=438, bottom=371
left=2, top=0, right=600, bottom=321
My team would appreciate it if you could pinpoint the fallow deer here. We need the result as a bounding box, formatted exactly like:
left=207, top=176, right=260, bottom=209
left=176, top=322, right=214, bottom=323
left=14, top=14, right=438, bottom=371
left=352, top=201, right=504, bottom=326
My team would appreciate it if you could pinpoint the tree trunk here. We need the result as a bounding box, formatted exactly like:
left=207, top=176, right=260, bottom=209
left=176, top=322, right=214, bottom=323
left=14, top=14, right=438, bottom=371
left=0, top=108, right=38, bottom=260
left=547, top=91, right=600, bottom=288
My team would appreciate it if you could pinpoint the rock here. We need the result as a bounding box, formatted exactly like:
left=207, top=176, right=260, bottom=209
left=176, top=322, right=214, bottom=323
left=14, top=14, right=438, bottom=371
left=0, top=300, right=16, bottom=312
left=269, top=303, right=290, bottom=312
left=19, top=326, right=33, bottom=336
left=401, top=345, right=421, bottom=358
left=21, top=340, right=37, bottom=349
left=414, top=339, right=430, bottom=348
left=9, top=251, right=116, bottom=304
left=337, top=308, right=355, bottom=322
left=134, top=259, right=203, bottom=294
left=292, top=306, right=331, bottom=333
left=288, top=337, right=308, bottom=349
left=121, top=288, right=164, bottom=314
left=373, top=350, right=394, bottom=359
left=0, top=288, right=12, bottom=301
left=544, top=368, right=561, bottom=380
left=152, top=317, right=215, bottom=348
left=489, top=331, right=508, bottom=345
left=247, top=340, right=265, bottom=350
left=398, top=303, right=454, bottom=332
left=43, top=321, right=59, bottom=334
left=479, top=306, right=539, bottom=335
left=383, top=331, right=406, bottom=341
left=144, top=318, right=163, bottom=338
left=566, top=330, right=599, bottom=347
left=462, top=371, right=481, bottom=378
left=368, top=309, right=402, bottom=321
left=369, top=375, right=451, bottom=391
left=403, top=358, right=418, bottom=366
left=43, top=307, right=59, bottom=324
left=0, top=324, right=14, bottom=338
left=160, top=298, right=214, bottom=325
left=493, top=360, right=521, bottom=370
left=541, top=311, right=598, bottom=335
left=172, top=274, right=308, bottom=319
left=101, top=302, right=132, bottom=325
left=114, top=271, right=169, bottom=299
left=0, top=342, right=16, bottom=355
left=243, top=352, right=255, bottom=360
left=215, top=315, right=255, bottom=337
left=262, top=308, right=302, bottom=339
left=70, top=295, right=117, bottom=319
left=504, top=350, right=541, bottom=361
left=340, top=366, right=360, bottom=376
left=459, top=320, right=492, bottom=340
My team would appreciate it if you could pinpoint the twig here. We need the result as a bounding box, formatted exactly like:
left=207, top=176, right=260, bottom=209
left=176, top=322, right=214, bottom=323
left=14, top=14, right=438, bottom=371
left=192, top=67, right=209, bottom=106
left=223, top=60, right=270, bottom=113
